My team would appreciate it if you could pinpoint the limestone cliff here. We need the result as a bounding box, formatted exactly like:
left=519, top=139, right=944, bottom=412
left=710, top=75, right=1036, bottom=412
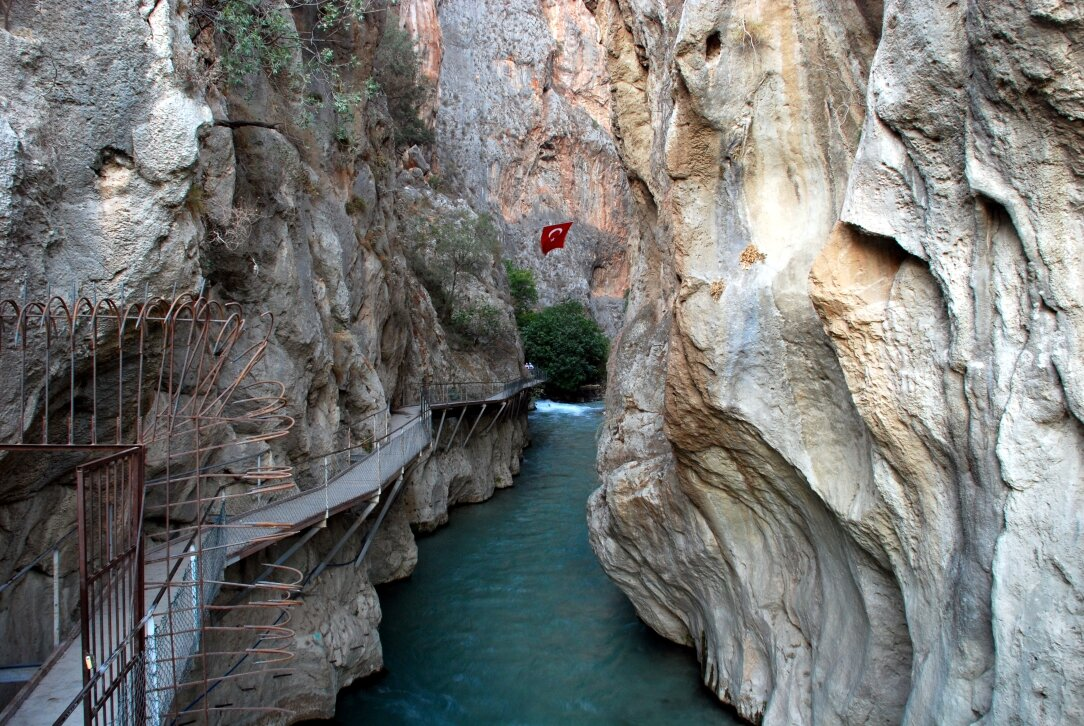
left=588, top=1, right=1084, bottom=724
left=0, top=0, right=530, bottom=720
left=411, top=0, right=633, bottom=335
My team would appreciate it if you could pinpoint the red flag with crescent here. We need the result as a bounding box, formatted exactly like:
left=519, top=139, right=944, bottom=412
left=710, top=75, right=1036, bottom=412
left=540, top=222, right=573, bottom=255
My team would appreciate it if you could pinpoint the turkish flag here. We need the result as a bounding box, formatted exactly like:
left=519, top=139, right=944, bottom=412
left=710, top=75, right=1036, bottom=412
left=540, top=222, right=573, bottom=255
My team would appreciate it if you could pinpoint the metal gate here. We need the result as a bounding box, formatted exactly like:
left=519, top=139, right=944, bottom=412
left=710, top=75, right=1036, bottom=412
left=0, top=292, right=301, bottom=725
left=76, top=445, right=146, bottom=724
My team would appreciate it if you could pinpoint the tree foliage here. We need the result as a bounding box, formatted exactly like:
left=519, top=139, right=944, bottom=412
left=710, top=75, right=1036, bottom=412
left=504, top=261, right=537, bottom=327
left=372, top=15, right=433, bottom=147
left=429, top=212, right=499, bottom=304
left=520, top=301, right=608, bottom=398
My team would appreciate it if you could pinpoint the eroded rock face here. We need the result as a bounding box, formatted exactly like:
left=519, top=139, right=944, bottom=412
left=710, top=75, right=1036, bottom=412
left=589, top=0, right=1084, bottom=724
left=431, top=0, right=632, bottom=335
left=0, top=1, right=533, bottom=719
left=406, top=413, right=528, bottom=532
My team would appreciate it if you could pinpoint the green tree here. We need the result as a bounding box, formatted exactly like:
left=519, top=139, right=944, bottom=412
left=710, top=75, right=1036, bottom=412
left=373, top=15, right=433, bottom=147
left=521, top=301, right=608, bottom=398
left=503, top=261, right=537, bottom=327
left=431, top=212, right=499, bottom=305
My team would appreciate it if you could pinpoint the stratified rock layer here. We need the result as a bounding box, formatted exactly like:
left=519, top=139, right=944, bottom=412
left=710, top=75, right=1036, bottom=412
left=588, top=1, right=1084, bottom=724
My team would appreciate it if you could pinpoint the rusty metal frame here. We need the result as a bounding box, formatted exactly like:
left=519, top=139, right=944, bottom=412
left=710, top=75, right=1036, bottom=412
left=0, top=291, right=299, bottom=725
left=76, top=445, right=145, bottom=725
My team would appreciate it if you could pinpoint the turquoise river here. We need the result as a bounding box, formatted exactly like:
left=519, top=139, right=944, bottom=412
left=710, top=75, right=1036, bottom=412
left=321, top=401, right=739, bottom=724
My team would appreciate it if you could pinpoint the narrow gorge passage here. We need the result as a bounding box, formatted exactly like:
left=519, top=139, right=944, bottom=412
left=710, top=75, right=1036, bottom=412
left=321, top=402, right=737, bottom=724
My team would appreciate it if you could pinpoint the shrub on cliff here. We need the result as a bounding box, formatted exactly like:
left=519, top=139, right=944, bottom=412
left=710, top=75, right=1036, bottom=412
left=195, top=0, right=383, bottom=145
left=451, top=302, right=505, bottom=345
left=373, top=15, right=434, bottom=147
left=194, top=2, right=431, bottom=146
left=520, top=301, right=608, bottom=398
left=430, top=212, right=499, bottom=304
left=504, top=261, right=538, bottom=327
left=406, top=210, right=505, bottom=349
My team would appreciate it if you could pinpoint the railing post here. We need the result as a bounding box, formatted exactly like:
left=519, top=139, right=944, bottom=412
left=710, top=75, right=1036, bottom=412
left=147, top=616, right=160, bottom=726
left=75, top=464, right=92, bottom=726
left=132, top=446, right=145, bottom=723
left=188, top=546, right=200, bottom=649
left=52, top=547, right=60, bottom=648
left=323, top=456, right=330, bottom=523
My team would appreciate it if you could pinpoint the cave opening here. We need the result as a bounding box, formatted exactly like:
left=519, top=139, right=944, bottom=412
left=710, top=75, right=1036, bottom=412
left=706, top=30, right=722, bottom=61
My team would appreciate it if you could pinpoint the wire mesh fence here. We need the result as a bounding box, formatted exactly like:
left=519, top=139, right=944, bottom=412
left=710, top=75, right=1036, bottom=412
left=145, top=507, right=227, bottom=726
left=54, top=634, right=147, bottom=726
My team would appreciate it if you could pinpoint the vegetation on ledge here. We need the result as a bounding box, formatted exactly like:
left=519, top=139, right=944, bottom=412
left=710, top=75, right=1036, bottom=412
left=518, top=296, right=608, bottom=400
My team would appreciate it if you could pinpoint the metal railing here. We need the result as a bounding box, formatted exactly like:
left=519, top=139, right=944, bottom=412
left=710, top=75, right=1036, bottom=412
left=298, top=407, right=394, bottom=494
left=424, top=370, right=546, bottom=408
left=0, top=364, right=545, bottom=725
left=222, top=371, right=546, bottom=557
left=223, top=408, right=433, bottom=562
left=0, top=291, right=300, bottom=726
left=75, top=446, right=145, bottom=725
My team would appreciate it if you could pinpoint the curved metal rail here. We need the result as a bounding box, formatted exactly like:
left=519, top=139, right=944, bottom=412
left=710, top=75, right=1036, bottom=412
left=0, top=286, right=546, bottom=726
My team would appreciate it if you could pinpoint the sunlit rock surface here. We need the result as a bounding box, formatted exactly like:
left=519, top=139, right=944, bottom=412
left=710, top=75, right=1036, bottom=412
left=2, top=0, right=1081, bottom=723
left=430, top=0, right=632, bottom=335
left=588, top=1, right=1084, bottom=723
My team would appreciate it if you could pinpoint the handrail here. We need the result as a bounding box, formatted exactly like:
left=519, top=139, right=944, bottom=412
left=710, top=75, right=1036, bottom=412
left=0, top=528, right=76, bottom=596
left=228, top=409, right=430, bottom=532
left=300, top=407, right=395, bottom=464
left=424, top=371, right=546, bottom=407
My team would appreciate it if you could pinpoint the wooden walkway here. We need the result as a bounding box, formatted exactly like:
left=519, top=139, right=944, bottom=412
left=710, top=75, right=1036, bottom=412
left=4, top=374, right=544, bottom=726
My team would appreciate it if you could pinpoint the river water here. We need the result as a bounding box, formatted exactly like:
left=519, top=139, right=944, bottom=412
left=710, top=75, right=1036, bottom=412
left=324, top=401, right=738, bottom=724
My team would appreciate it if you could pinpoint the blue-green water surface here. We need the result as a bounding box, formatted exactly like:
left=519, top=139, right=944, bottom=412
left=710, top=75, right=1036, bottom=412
left=326, top=401, right=737, bottom=725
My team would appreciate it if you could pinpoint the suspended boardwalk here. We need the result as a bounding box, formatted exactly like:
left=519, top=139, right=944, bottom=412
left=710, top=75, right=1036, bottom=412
left=3, top=373, right=544, bottom=726
left=224, top=406, right=429, bottom=564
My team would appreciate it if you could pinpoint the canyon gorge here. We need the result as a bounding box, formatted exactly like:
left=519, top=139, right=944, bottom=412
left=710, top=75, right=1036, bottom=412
left=0, top=0, right=1081, bottom=724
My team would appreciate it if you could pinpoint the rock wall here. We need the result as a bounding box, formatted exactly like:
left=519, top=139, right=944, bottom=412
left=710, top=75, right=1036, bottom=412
left=0, top=0, right=533, bottom=720
left=5, top=0, right=1080, bottom=723
left=588, top=1, right=1084, bottom=724
left=414, top=0, right=633, bottom=335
